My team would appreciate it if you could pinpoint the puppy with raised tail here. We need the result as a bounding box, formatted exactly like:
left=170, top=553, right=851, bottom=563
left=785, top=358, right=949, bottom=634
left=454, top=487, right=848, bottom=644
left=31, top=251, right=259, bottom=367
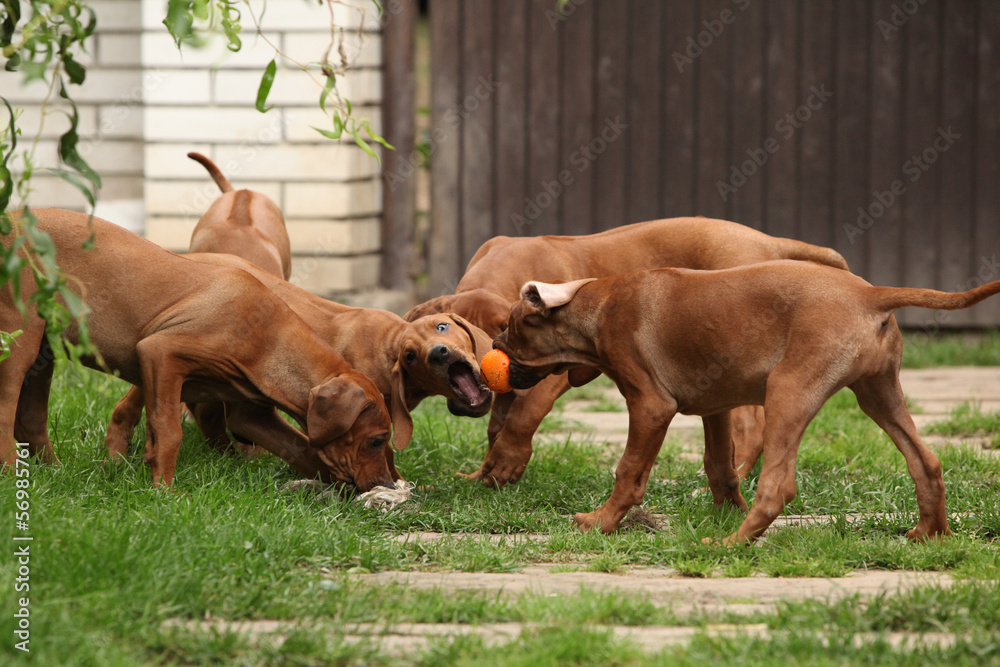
left=495, top=261, right=1000, bottom=544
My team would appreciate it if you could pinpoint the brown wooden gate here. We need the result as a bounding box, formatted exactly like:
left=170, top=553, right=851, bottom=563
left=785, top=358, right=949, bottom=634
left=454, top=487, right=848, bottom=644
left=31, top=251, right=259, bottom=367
left=416, top=0, right=1000, bottom=326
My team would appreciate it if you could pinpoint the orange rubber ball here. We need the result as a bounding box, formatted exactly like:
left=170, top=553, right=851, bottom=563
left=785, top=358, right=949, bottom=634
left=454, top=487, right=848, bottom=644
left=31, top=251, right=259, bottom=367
left=480, top=349, right=512, bottom=394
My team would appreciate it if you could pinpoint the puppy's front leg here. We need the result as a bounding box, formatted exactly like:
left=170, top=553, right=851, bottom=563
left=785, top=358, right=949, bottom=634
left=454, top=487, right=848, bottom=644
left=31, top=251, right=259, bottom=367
left=136, top=337, right=189, bottom=487
left=702, top=411, right=748, bottom=512
left=574, top=392, right=676, bottom=534
left=224, top=403, right=331, bottom=482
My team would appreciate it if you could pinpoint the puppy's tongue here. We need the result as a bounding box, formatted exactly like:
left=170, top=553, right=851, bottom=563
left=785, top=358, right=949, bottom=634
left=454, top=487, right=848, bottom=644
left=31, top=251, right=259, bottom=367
left=449, top=362, right=492, bottom=406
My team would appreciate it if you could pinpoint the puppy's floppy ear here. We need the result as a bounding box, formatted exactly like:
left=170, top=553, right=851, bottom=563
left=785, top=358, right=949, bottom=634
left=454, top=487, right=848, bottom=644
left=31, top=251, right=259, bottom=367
left=306, top=377, right=371, bottom=446
left=568, top=367, right=602, bottom=387
left=449, top=313, right=494, bottom=363
left=403, top=294, right=456, bottom=323
left=389, top=360, right=414, bottom=450
left=520, top=278, right=597, bottom=315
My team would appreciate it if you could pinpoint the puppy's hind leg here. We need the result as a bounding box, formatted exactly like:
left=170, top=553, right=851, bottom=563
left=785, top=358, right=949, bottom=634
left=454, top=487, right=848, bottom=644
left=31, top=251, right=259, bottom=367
left=14, top=335, right=58, bottom=464
left=105, top=385, right=145, bottom=461
left=850, top=372, right=951, bottom=542
left=0, top=318, right=48, bottom=467
left=728, top=369, right=831, bottom=544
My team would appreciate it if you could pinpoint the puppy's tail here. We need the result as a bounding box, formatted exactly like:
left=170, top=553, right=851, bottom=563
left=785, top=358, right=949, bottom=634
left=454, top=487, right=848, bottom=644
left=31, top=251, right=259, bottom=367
left=871, top=279, right=1000, bottom=313
left=187, top=152, right=234, bottom=193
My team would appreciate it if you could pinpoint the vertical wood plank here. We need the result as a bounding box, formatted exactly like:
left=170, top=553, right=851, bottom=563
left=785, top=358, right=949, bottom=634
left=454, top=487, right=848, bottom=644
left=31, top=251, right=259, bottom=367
left=594, top=0, right=629, bottom=232
left=524, top=0, right=562, bottom=237
left=494, top=0, right=529, bottom=237
left=625, top=0, right=663, bottom=224
left=726, top=0, right=765, bottom=228
left=973, top=0, right=1000, bottom=326
left=459, top=0, right=495, bottom=264
left=381, top=0, right=417, bottom=291
left=694, top=0, right=731, bottom=220
left=662, top=0, right=698, bottom=219
left=558, top=0, right=596, bottom=234
left=428, top=0, right=463, bottom=295
left=938, top=0, right=977, bottom=325
left=866, top=0, right=904, bottom=290
left=797, top=1, right=835, bottom=249
left=762, top=1, right=800, bottom=239
left=898, top=0, right=942, bottom=326
left=830, top=0, right=870, bottom=274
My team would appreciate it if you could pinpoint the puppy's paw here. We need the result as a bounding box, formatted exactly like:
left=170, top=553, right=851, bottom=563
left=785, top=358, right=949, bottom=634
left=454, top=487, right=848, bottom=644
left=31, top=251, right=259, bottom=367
left=572, top=512, right=600, bottom=533
left=573, top=511, right=619, bottom=534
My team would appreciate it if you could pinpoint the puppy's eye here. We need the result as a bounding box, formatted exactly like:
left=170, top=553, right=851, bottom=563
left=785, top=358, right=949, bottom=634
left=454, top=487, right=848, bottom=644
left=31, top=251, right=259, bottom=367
left=436, top=322, right=450, bottom=333
left=405, top=350, right=417, bottom=364
left=369, top=437, right=385, bottom=450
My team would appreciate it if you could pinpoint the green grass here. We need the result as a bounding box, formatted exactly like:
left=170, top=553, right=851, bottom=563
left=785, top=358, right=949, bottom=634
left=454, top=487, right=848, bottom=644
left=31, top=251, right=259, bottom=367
left=901, top=329, right=1000, bottom=368
left=2, top=333, right=1000, bottom=664
left=927, top=400, right=1000, bottom=447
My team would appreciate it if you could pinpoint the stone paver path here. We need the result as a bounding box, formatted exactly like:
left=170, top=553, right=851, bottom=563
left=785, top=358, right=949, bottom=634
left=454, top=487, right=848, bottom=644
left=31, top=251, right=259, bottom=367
left=558, top=367, right=999, bottom=455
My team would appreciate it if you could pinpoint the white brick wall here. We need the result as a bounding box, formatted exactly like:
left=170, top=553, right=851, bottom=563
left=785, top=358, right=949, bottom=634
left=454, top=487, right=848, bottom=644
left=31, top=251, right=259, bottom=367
left=2, top=0, right=384, bottom=296
left=0, top=0, right=145, bottom=231
left=141, top=0, right=385, bottom=296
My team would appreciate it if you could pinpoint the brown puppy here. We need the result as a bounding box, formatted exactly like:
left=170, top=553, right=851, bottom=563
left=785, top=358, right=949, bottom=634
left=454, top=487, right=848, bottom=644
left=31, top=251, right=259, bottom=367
left=1, top=209, right=393, bottom=491
left=495, top=263, right=1000, bottom=544
left=405, top=217, right=847, bottom=487
left=187, top=152, right=292, bottom=279
left=106, top=253, right=494, bottom=476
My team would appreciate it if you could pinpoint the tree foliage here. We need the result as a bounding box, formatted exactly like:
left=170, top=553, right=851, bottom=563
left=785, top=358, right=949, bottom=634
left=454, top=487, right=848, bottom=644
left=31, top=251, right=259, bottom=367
left=1, top=0, right=390, bottom=363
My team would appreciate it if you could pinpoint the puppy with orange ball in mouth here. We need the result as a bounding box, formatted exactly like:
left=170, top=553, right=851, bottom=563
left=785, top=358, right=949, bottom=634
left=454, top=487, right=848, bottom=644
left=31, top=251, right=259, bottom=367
left=480, top=349, right=512, bottom=394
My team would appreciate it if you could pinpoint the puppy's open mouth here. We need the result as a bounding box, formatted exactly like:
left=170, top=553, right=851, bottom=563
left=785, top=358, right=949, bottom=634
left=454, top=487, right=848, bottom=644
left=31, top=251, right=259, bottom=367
left=448, top=361, right=492, bottom=408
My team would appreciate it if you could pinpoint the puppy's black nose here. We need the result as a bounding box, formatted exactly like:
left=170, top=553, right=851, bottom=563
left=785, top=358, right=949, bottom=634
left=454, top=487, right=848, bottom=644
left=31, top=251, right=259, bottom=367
left=428, top=344, right=451, bottom=365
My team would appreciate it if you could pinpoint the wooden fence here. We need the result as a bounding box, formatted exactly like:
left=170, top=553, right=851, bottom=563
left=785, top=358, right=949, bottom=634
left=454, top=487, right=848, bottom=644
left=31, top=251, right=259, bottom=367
left=413, top=0, right=1000, bottom=326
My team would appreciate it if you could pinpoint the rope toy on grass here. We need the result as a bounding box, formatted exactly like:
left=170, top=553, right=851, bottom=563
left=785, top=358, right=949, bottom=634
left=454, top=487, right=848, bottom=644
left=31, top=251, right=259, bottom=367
left=280, top=478, right=413, bottom=512
left=355, top=479, right=413, bottom=511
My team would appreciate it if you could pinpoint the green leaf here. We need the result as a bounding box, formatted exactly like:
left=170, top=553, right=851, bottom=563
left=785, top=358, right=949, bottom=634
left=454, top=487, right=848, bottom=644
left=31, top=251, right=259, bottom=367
left=219, top=0, right=243, bottom=52
left=311, top=125, right=342, bottom=141
left=56, top=82, right=101, bottom=191
left=59, top=283, right=89, bottom=320
left=163, top=0, right=194, bottom=47
left=255, top=58, right=276, bottom=113
left=63, top=53, right=86, bottom=85
left=319, top=74, right=336, bottom=114
left=0, top=97, right=15, bottom=212
left=353, top=130, right=379, bottom=163
left=47, top=168, right=96, bottom=207
left=362, top=119, right=394, bottom=150
left=193, top=0, right=210, bottom=20
left=0, top=0, right=21, bottom=49
left=0, top=330, right=23, bottom=364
